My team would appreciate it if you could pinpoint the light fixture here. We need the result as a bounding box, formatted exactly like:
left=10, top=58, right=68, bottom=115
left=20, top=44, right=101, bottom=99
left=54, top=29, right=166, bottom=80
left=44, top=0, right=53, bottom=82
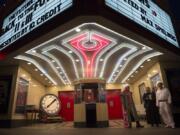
left=40, top=74, right=43, bottom=76
left=140, top=65, right=144, bottom=68
left=51, top=60, right=56, bottom=63
left=153, top=70, right=157, bottom=73
left=131, top=75, right=134, bottom=78
left=27, top=62, right=31, bottom=65
left=147, top=59, right=151, bottom=62
left=135, top=71, right=138, bottom=73
left=22, top=74, right=26, bottom=77
left=60, top=72, right=63, bottom=75
left=75, top=28, right=81, bottom=32
left=32, top=50, right=36, bottom=53
left=119, top=65, right=123, bottom=67
left=100, top=59, right=104, bottom=62
left=68, top=50, right=73, bottom=54
left=56, top=66, right=60, bottom=69
left=75, top=59, right=80, bottom=62
left=142, top=46, right=146, bottom=50
left=35, top=68, right=38, bottom=71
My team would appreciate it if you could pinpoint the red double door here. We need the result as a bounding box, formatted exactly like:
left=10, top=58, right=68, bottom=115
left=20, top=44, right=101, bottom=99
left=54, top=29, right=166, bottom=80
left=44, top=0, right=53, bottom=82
left=58, top=91, right=74, bottom=121
left=58, top=90, right=123, bottom=121
left=106, top=90, right=123, bottom=119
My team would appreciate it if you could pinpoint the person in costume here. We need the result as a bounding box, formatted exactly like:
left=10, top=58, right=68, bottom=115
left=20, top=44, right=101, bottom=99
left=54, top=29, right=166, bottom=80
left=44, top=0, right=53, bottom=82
left=121, top=84, right=144, bottom=128
left=156, top=81, right=175, bottom=128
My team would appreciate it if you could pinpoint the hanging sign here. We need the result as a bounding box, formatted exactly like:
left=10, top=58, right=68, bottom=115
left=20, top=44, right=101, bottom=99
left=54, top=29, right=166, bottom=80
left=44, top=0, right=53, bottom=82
left=105, top=0, right=179, bottom=47
left=0, top=0, right=73, bottom=51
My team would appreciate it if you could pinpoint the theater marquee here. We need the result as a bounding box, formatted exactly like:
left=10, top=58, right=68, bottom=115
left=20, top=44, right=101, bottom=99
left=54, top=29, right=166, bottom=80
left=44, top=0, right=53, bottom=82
left=105, top=0, right=179, bottom=47
left=0, top=0, right=73, bottom=51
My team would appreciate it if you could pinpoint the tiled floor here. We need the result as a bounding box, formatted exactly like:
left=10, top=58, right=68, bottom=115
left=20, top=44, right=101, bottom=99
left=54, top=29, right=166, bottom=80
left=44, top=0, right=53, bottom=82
left=0, top=120, right=179, bottom=135
left=19, top=120, right=151, bottom=129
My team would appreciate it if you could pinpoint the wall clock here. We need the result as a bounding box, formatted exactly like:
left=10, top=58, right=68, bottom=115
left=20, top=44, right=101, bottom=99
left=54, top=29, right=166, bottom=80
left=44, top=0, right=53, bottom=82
left=40, top=94, right=60, bottom=116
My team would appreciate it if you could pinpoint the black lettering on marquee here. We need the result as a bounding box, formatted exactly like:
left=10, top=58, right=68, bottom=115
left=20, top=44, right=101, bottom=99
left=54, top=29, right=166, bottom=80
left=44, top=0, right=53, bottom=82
left=14, top=22, right=20, bottom=33
left=141, top=15, right=153, bottom=27
left=140, top=7, right=146, bottom=15
left=138, top=0, right=150, bottom=8
left=25, top=12, right=33, bottom=25
left=29, top=22, right=36, bottom=31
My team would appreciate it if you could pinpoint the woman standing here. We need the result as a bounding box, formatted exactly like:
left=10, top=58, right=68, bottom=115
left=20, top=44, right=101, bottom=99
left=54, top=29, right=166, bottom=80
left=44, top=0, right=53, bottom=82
left=143, top=87, right=160, bottom=127
left=121, top=85, right=144, bottom=128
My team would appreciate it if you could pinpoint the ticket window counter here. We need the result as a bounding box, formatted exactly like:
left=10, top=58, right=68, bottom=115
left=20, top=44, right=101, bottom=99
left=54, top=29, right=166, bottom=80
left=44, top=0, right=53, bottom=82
left=74, top=79, right=109, bottom=128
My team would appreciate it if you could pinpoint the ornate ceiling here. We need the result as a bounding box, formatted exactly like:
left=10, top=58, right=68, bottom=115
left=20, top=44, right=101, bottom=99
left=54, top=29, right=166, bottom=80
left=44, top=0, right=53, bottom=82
left=15, top=23, right=162, bottom=86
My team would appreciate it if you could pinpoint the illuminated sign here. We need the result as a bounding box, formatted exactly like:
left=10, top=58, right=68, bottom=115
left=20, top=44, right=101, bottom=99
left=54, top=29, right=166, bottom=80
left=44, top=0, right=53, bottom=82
left=0, top=0, right=73, bottom=51
left=68, top=32, right=112, bottom=78
left=105, top=0, right=179, bottom=47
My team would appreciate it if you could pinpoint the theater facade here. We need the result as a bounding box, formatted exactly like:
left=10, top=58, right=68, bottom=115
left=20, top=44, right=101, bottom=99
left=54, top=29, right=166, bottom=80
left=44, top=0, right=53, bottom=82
left=0, top=0, right=180, bottom=128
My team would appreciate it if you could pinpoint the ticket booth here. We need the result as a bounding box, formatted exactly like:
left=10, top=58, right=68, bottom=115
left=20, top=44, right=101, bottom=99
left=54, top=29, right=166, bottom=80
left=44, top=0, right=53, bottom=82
left=74, top=79, right=109, bottom=127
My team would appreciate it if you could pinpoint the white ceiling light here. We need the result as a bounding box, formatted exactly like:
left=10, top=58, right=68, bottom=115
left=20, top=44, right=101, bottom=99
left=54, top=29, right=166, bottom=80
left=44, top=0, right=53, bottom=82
left=100, top=59, right=104, bottom=62
left=140, top=65, right=144, bottom=68
left=68, top=50, right=73, bottom=54
left=75, top=28, right=81, bottom=32
left=153, top=70, right=157, bottom=73
left=32, top=50, right=37, bottom=53
left=35, top=68, right=38, bottom=71
left=142, top=46, right=147, bottom=50
left=60, top=72, right=63, bottom=75
left=51, top=60, right=56, bottom=63
left=27, top=62, right=31, bottom=65
left=22, top=74, right=26, bottom=77
left=56, top=66, right=60, bottom=69
left=75, top=59, right=80, bottom=62
left=147, top=59, right=151, bottom=62
left=40, top=74, right=44, bottom=76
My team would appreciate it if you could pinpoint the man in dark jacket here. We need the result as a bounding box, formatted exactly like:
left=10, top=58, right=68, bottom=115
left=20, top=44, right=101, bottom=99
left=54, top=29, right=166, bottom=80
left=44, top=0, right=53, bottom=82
left=143, top=87, right=160, bottom=127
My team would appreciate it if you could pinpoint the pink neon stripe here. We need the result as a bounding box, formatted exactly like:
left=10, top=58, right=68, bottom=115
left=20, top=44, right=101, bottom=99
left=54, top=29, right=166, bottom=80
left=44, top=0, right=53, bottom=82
left=69, top=32, right=111, bottom=78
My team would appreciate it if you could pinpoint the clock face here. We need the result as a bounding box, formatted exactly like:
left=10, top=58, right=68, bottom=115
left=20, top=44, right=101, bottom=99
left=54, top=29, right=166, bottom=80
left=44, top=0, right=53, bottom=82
left=40, top=94, right=60, bottom=115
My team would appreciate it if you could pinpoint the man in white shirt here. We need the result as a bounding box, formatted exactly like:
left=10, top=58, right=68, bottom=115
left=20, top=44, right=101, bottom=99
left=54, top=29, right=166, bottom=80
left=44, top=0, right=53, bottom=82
left=156, top=81, right=175, bottom=128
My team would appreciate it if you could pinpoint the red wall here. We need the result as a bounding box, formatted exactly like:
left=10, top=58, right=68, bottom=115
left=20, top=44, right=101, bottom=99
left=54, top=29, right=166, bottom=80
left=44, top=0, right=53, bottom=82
left=106, top=90, right=123, bottom=120
left=58, top=91, right=74, bottom=121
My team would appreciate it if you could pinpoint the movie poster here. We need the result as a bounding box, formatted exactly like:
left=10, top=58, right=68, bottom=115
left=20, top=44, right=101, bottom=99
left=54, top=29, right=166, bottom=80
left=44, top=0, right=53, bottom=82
left=15, top=78, right=29, bottom=114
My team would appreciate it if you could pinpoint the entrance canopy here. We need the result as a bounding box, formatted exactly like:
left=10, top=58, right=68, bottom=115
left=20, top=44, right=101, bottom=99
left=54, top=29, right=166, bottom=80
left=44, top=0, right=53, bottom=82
left=14, top=23, right=162, bottom=86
